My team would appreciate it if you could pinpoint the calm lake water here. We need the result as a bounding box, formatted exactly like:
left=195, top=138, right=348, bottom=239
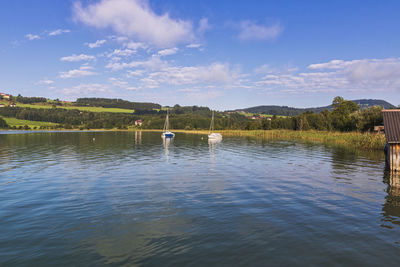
left=1, top=131, right=400, bottom=266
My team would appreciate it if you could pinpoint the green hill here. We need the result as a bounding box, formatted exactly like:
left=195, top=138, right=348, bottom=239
left=230, top=99, right=396, bottom=116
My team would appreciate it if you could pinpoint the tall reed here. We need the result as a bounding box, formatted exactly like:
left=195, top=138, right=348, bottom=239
left=159, top=129, right=386, bottom=150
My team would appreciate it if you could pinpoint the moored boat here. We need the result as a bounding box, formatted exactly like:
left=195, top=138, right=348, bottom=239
left=208, top=110, right=222, bottom=140
left=162, top=109, right=175, bottom=138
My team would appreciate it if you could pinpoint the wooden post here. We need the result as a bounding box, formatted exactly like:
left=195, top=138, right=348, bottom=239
left=389, top=143, right=400, bottom=171
left=396, top=144, right=400, bottom=171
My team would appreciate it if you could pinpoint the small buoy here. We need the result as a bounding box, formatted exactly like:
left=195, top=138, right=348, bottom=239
left=93, top=138, right=95, bottom=141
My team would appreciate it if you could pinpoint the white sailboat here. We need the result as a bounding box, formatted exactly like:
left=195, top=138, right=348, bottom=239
left=161, top=109, right=175, bottom=138
left=208, top=110, right=222, bottom=140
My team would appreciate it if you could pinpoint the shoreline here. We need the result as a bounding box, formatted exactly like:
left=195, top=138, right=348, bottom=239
left=0, top=128, right=386, bottom=151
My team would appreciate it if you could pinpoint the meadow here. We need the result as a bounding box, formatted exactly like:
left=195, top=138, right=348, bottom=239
left=3, top=117, right=59, bottom=128
left=0, top=100, right=134, bottom=113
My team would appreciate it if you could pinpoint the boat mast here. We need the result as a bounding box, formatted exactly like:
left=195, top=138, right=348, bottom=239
left=209, top=110, right=214, bottom=133
left=163, top=109, right=168, bottom=132
left=163, top=109, right=170, bottom=132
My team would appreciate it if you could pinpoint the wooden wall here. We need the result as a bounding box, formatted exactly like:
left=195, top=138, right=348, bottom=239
left=387, top=143, right=400, bottom=171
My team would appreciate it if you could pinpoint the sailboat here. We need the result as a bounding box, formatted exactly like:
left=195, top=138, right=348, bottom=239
left=161, top=109, right=175, bottom=138
left=208, top=110, right=222, bottom=140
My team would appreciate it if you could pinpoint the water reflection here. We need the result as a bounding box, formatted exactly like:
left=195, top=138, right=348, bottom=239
left=382, top=170, right=400, bottom=228
left=162, top=136, right=172, bottom=161
left=134, top=131, right=142, bottom=146
left=208, top=138, right=221, bottom=164
left=208, top=138, right=221, bottom=151
left=3, top=131, right=400, bottom=266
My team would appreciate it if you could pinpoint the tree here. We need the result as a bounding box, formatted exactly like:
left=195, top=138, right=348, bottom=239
left=331, top=96, right=359, bottom=131
left=0, top=116, right=8, bottom=128
left=354, top=106, right=383, bottom=132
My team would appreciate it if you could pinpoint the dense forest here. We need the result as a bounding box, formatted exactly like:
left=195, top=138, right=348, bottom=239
left=74, top=98, right=161, bottom=110
left=14, top=95, right=47, bottom=104
left=0, top=96, right=390, bottom=132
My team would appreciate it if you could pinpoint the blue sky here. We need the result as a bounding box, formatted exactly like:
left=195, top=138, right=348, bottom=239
left=1, top=0, right=400, bottom=110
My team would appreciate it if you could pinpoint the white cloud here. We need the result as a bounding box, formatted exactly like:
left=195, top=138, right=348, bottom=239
left=109, top=77, right=138, bottom=90
left=73, top=0, right=194, bottom=47
left=142, top=62, right=239, bottom=88
left=86, top=39, right=106, bottom=48
left=124, top=41, right=147, bottom=50
left=37, top=79, right=54, bottom=85
left=254, top=57, right=400, bottom=94
left=60, top=54, right=96, bottom=62
left=127, top=70, right=145, bottom=77
left=25, top=34, right=40, bottom=40
left=197, top=18, right=210, bottom=35
left=108, top=48, right=136, bottom=57
left=254, top=64, right=298, bottom=75
left=178, top=88, right=199, bottom=92
left=308, top=60, right=352, bottom=70
left=105, top=55, right=167, bottom=71
left=106, top=61, right=143, bottom=71
left=158, top=47, right=178, bottom=56
left=63, top=83, right=109, bottom=95
left=238, top=21, right=283, bottom=41
left=308, top=58, right=400, bottom=86
left=186, top=43, right=202, bottom=49
left=48, top=29, right=70, bottom=36
left=59, top=65, right=97, bottom=79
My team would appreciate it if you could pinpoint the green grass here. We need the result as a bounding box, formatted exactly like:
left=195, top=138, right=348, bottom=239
left=0, top=100, right=134, bottom=113
left=3, top=117, right=59, bottom=128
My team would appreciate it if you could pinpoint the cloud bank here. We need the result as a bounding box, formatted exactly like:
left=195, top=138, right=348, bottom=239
left=73, top=0, right=194, bottom=47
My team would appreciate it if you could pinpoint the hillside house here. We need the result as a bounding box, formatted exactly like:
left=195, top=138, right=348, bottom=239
left=0, top=93, right=10, bottom=99
left=135, top=119, right=143, bottom=126
left=0, top=104, right=5, bottom=108
left=9, top=102, right=16, bottom=107
left=383, top=110, right=400, bottom=171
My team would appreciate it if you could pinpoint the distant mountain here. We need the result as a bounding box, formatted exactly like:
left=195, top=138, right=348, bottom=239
left=229, top=99, right=396, bottom=116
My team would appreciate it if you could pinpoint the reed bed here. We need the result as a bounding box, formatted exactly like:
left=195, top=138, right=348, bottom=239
left=155, top=129, right=386, bottom=151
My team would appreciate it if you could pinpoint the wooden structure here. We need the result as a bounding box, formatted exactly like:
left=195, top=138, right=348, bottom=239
left=383, top=110, right=400, bottom=171
left=373, top=125, right=384, bottom=134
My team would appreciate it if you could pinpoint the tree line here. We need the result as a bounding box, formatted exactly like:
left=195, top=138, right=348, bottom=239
left=74, top=98, right=161, bottom=110
left=0, top=96, right=387, bottom=132
left=243, top=97, right=383, bottom=132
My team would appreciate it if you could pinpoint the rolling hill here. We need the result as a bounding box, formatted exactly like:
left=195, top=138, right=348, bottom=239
left=229, top=99, right=396, bottom=116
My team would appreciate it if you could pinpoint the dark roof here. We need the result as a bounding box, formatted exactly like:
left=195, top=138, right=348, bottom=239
left=382, top=110, right=400, bottom=143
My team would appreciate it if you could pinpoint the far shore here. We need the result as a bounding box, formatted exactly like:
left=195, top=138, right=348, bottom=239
left=0, top=128, right=386, bottom=151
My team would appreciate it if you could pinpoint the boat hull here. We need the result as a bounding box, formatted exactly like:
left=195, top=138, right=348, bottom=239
left=208, top=133, right=222, bottom=140
left=162, top=132, right=175, bottom=138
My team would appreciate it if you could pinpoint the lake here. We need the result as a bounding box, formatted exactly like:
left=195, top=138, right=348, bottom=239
left=1, top=131, right=400, bottom=266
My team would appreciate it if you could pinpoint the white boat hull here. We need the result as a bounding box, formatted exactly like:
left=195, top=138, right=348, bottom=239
left=208, top=133, right=222, bottom=140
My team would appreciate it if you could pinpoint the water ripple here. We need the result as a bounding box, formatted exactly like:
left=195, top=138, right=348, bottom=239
left=1, top=131, right=399, bottom=266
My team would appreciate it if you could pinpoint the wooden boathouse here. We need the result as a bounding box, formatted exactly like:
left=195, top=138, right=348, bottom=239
left=383, top=110, right=400, bottom=171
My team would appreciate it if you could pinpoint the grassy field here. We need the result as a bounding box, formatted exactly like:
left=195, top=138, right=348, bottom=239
left=0, top=100, right=134, bottom=113
left=145, top=129, right=386, bottom=150
left=3, top=117, right=59, bottom=128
